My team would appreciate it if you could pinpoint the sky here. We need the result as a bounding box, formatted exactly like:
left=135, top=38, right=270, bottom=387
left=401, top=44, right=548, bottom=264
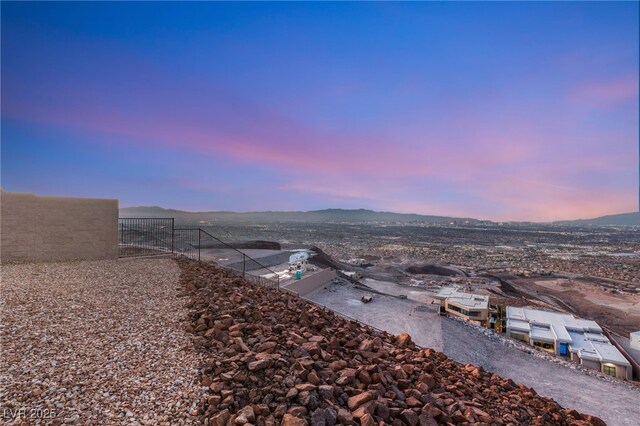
left=1, top=2, right=638, bottom=222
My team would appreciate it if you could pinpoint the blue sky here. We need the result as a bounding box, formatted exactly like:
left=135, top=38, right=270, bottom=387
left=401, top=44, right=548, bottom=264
left=2, top=2, right=638, bottom=220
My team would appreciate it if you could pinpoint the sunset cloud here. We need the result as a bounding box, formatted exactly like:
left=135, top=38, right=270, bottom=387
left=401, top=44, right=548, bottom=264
left=1, top=2, right=638, bottom=221
left=568, top=73, right=639, bottom=108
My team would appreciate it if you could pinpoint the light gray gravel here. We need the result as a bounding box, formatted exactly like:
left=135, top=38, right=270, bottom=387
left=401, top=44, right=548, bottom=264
left=306, top=281, right=446, bottom=357
left=0, top=258, right=206, bottom=425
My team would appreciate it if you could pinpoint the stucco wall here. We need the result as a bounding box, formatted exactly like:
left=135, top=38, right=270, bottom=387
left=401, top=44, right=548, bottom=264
left=282, top=268, right=337, bottom=297
left=1, top=191, right=118, bottom=262
left=631, top=332, right=640, bottom=351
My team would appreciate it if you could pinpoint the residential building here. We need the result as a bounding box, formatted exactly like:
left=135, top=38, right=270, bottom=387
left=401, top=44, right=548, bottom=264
left=340, top=270, right=362, bottom=280
left=434, top=287, right=489, bottom=324
left=289, top=252, right=309, bottom=272
left=631, top=331, right=640, bottom=351
left=506, top=307, right=632, bottom=380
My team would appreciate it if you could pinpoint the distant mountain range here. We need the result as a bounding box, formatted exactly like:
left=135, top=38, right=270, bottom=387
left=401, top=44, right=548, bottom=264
left=120, top=206, right=639, bottom=226
left=119, top=206, right=480, bottom=224
left=553, top=211, right=640, bottom=226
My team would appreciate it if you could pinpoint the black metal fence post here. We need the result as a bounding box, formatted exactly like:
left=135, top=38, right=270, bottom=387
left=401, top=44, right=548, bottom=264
left=171, top=218, right=175, bottom=254
left=243, top=254, right=246, bottom=278
left=198, top=229, right=201, bottom=262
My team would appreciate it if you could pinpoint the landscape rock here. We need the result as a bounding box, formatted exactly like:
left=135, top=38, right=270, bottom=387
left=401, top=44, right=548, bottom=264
left=346, top=391, right=374, bottom=410
left=282, top=413, right=309, bottom=426
left=178, top=258, right=602, bottom=426
left=396, top=333, right=413, bottom=348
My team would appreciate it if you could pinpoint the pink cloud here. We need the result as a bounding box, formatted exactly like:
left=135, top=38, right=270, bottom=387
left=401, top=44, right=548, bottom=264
left=6, top=93, right=636, bottom=221
left=465, top=174, right=637, bottom=222
left=567, top=72, right=639, bottom=108
left=4, top=90, right=539, bottom=181
left=3, top=50, right=637, bottom=221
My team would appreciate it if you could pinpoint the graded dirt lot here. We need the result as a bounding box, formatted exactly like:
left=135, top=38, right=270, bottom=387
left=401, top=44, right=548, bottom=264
left=0, top=258, right=206, bottom=425
left=309, top=280, right=445, bottom=351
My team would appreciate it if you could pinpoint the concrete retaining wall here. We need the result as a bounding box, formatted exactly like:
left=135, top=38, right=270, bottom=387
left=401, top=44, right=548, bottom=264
left=580, top=359, right=601, bottom=371
left=282, top=268, right=337, bottom=297
left=1, top=191, right=118, bottom=262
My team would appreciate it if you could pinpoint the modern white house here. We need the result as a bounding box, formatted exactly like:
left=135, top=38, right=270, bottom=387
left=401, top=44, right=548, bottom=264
left=288, top=251, right=310, bottom=272
left=631, top=331, right=640, bottom=351
left=506, top=307, right=632, bottom=380
left=434, top=287, right=490, bottom=324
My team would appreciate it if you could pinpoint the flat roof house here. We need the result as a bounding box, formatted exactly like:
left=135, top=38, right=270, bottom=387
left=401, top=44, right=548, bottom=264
left=289, top=251, right=310, bottom=272
left=506, top=307, right=632, bottom=380
left=631, top=331, right=640, bottom=351
left=434, top=287, right=489, bottom=324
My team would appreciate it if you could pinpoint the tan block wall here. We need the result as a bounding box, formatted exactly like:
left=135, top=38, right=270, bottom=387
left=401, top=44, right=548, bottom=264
left=1, top=191, right=118, bottom=262
left=282, top=268, right=337, bottom=297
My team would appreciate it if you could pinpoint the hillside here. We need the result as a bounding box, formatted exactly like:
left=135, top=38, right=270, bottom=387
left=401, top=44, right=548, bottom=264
left=554, top=212, right=640, bottom=226
left=181, top=259, right=602, bottom=425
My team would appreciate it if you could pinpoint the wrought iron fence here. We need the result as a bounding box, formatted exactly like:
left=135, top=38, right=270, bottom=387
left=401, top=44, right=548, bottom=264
left=118, top=218, right=279, bottom=288
left=118, top=218, right=174, bottom=257
left=186, top=228, right=280, bottom=289
left=118, top=219, right=398, bottom=346
left=173, top=227, right=199, bottom=258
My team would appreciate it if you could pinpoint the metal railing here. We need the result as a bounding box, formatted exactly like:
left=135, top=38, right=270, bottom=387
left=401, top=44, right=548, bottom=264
left=181, top=228, right=280, bottom=289
left=118, top=218, right=279, bottom=289
left=118, top=219, right=405, bottom=345
left=118, top=218, right=174, bottom=257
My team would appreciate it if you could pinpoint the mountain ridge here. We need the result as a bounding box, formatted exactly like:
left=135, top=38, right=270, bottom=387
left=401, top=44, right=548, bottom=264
left=119, top=206, right=477, bottom=224
left=120, top=206, right=639, bottom=226
left=552, top=211, right=639, bottom=226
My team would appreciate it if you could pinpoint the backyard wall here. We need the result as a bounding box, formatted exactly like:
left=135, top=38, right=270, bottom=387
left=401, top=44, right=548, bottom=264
left=1, top=191, right=118, bottom=262
left=282, top=268, right=337, bottom=297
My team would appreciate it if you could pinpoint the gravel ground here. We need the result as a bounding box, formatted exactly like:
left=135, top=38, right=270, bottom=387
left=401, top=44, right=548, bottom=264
left=307, top=281, right=446, bottom=355
left=0, top=258, right=206, bottom=425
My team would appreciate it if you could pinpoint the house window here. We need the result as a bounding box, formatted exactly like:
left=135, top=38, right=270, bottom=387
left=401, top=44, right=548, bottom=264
left=533, top=341, right=555, bottom=352
left=447, top=304, right=470, bottom=316
left=603, top=365, right=616, bottom=377
left=511, top=332, right=528, bottom=342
